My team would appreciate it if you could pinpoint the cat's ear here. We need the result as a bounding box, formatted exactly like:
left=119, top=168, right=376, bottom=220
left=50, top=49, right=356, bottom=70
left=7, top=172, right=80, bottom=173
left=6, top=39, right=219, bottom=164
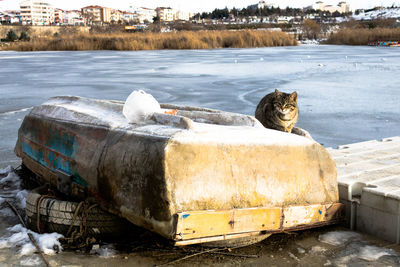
left=274, top=89, right=281, bottom=94
left=290, top=91, right=298, bottom=102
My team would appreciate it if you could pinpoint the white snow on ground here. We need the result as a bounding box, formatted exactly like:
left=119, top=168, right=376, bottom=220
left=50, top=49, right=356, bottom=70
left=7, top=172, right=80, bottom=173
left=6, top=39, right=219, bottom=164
left=0, top=165, right=13, bottom=175
left=319, top=231, right=397, bottom=265
left=0, top=166, right=64, bottom=258
left=19, top=256, right=41, bottom=266
left=319, top=231, right=360, bottom=246
left=0, top=168, right=20, bottom=184
left=358, top=245, right=392, bottom=261
left=353, top=7, right=400, bottom=20
left=90, top=244, right=117, bottom=258
left=0, top=224, right=63, bottom=256
left=16, top=190, right=28, bottom=209
left=310, top=246, right=327, bottom=253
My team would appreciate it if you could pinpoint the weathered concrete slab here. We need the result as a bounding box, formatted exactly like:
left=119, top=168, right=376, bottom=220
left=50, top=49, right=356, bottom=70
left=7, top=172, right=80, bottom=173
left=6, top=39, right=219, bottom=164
left=327, top=136, right=400, bottom=244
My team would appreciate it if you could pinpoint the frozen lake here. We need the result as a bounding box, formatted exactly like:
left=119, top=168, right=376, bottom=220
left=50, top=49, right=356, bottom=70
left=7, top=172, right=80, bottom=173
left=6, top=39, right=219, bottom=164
left=1, top=45, right=400, bottom=167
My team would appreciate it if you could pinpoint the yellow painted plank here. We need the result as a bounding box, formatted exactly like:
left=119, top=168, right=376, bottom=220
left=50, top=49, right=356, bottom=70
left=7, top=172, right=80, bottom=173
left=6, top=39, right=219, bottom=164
left=175, top=207, right=281, bottom=240
left=282, top=204, right=326, bottom=228
left=175, top=203, right=344, bottom=241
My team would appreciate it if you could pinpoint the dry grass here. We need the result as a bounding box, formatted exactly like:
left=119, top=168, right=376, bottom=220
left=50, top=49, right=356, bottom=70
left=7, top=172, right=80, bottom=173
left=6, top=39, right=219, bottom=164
left=325, top=28, right=400, bottom=45
left=2, top=30, right=297, bottom=51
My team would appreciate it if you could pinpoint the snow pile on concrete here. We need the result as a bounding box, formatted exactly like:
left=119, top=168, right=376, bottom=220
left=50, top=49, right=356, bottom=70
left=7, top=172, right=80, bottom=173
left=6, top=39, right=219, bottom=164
left=0, top=224, right=63, bottom=256
left=358, top=245, right=392, bottom=261
left=123, top=90, right=161, bottom=124
left=318, top=231, right=360, bottom=246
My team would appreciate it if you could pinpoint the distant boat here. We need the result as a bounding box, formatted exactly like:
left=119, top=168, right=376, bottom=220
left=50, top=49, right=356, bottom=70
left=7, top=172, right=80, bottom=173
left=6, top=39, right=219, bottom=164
left=368, top=41, right=400, bottom=47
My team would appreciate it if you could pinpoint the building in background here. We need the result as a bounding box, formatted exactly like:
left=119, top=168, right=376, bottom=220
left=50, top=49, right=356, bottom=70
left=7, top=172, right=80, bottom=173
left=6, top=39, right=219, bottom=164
left=65, top=10, right=84, bottom=25
left=0, top=10, right=21, bottom=24
left=111, top=9, right=124, bottom=23
left=310, top=1, right=353, bottom=13
left=175, top=10, right=191, bottom=21
left=123, top=11, right=137, bottom=24
left=156, top=7, right=175, bottom=22
left=20, top=0, right=54, bottom=25
left=257, top=1, right=275, bottom=9
left=54, top=8, right=65, bottom=24
left=81, top=5, right=111, bottom=24
left=129, top=6, right=157, bottom=23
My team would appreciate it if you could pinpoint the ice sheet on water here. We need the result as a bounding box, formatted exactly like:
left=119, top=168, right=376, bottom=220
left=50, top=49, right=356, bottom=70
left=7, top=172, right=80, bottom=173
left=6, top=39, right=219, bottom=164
left=0, top=224, right=63, bottom=256
left=318, top=231, right=361, bottom=246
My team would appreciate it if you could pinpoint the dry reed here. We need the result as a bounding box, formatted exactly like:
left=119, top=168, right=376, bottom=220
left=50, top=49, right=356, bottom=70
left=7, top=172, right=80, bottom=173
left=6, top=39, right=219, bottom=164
left=325, top=28, right=400, bottom=45
left=3, top=30, right=297, bottom=51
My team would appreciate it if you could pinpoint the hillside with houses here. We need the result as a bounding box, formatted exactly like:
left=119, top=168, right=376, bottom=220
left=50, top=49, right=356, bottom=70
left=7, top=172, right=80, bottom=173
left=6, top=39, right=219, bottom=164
left=2, top=1, right=398, bottom=27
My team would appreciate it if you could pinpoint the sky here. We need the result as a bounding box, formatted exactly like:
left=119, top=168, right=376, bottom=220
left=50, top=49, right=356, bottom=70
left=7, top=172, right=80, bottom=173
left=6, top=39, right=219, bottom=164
left=1, top=0, right=399, bottom=13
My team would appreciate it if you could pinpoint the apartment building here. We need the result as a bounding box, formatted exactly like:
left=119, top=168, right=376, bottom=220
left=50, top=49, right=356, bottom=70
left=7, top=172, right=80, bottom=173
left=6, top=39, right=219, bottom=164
left=20, top=0, right=54, bottom=25
left=129, top=6, right=157, bottom=23
left=81, top=5, right=111, bottom=24
left=111, top=9, right=124, bottom=23
left=175, top=10, right=191, bottom=21
left=65, top=10, right=84, bottom=25
left=123, top=12, right=137, bottom=23
left=156, top=7, right=175, bottom=22
left=0, top=10, right=21, bottom=24
left=54, top=8, right=65, bottom=24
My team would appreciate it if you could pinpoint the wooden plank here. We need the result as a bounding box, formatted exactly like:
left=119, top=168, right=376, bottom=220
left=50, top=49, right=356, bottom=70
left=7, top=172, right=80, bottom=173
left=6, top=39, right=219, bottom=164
left=175, top=203, right=344, bottom=241
left=283, top=203, right=344, bottom=228
left=175, top=207, right=281, bottom=240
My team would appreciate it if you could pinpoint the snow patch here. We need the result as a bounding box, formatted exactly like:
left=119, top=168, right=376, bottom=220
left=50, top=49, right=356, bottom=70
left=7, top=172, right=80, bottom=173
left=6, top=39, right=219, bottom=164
left=0, top=170, right=20, bottom=184
left=0, top=166, right=14, bottom=175
left=319, top=231, right=360, bottom=246
left=174, top=122, right=314, bottom=146
left=0, top=224, right=63, bottom=256
left=123, top=90, right=161, bottom=124
left=353, top=7, right=400, bottom=20
left=310, top=246, right=327, bottom=253
left=358, top=245, right=392, bottom=261
left=90, top=244, right=117, bottom=258
left=16, top=190, right=28, bottom=209
left=19, top=255, right=41, bottom=266
left=297, top=247, right=305, bottom=254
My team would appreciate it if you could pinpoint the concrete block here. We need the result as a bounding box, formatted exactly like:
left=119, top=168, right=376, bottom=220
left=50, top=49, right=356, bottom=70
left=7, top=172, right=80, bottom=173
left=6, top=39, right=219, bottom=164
left=356, top=204, right=399, bottom=244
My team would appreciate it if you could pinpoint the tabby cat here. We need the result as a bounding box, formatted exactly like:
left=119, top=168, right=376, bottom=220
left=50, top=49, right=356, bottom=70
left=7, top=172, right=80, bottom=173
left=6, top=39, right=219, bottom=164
left=255, top=89, right=299, bottom=133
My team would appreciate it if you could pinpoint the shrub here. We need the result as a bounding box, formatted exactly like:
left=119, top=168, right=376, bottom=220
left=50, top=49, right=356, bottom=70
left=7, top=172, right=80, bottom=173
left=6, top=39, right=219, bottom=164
left=19, top=31, right=30, bottom=41
left=325, top=28, right=400, bottom=45
left=6, top=30, right=18, bottom=42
